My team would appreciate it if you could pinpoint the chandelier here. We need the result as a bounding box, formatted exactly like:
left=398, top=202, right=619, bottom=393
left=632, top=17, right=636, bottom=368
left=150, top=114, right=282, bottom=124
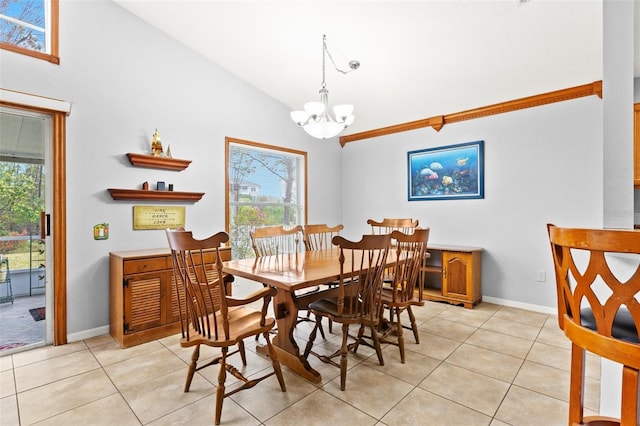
left=290, top=34, right=359, bottom=139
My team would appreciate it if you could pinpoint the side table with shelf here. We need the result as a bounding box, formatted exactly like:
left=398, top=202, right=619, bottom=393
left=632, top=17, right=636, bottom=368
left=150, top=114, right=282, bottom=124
left=419, top=244, right=482, bottom=309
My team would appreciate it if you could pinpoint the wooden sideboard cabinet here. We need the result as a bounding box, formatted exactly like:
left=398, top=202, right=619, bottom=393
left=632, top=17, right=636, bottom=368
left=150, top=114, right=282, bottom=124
left=109, top=246, right=231, bottom=348
left=420, top=244, right=482, bottom=309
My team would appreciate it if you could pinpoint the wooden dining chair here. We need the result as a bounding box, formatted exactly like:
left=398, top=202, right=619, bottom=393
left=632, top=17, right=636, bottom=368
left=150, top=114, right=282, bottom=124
left=379, top=228, right=430, bottom=363
left=367, top=218, right=420, bottom=235
left=250, top=225, right=326, bottom=337
left=302, top=224, right=345, bottom=333
left=547, top=224, right=640, bottom=426
left=251, top=225, right=304, bottom=256
left=304, top=233, right=392, bottom=390
left=303, top=223, right=344, bottom=251
left=367, top=218, right=428, bottom=300
left=166, top=229, right=286, bottom=425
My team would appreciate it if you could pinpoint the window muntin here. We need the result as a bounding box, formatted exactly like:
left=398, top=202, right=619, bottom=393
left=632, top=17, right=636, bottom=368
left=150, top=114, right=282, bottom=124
left=0, top=0, right=59, bottom=64
left=226, top=137, right=307, bottom=259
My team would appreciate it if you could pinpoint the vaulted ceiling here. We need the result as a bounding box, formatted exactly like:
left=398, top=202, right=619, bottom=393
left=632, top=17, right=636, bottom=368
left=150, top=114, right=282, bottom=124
left=114, top=0, right=639, bottom=136
left=2, top=1, right=639, bottom=160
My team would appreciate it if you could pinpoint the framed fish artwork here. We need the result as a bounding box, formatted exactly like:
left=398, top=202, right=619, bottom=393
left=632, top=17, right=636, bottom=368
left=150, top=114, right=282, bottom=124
left=407, top=140, right=484, bottom=201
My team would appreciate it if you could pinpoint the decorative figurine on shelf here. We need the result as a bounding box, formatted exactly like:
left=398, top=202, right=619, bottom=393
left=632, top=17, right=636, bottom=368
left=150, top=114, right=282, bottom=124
left=151, top=129, right=163, bottom=157
left=165, top=144, right=172, bottom=158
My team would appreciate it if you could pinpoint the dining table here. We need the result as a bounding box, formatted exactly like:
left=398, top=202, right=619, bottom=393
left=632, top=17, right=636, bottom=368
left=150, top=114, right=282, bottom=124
left=222, top=248, right=385, bottom=383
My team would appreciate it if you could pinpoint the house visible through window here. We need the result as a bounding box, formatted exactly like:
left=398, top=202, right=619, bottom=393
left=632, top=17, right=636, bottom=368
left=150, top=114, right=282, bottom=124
left=226, top=137, right=307, bottom=259
left=0, top=0, right=59, bottom=64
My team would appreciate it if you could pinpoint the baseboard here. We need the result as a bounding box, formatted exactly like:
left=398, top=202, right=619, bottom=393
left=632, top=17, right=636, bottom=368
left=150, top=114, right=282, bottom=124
left=67, top=325, right=110, bottom=343
left=65, top=297, right=555, bottom=343
left=481, top=296, right=556, bottom=315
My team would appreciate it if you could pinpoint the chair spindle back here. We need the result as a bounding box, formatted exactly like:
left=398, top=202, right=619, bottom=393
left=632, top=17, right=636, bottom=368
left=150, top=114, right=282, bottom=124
left=166, top=230, right=230, bottom=342
left=332, top=234, right=392, bottom=321
left=251, top=225, right=303, bottom=257
left=303, top=224, right=344, bottom=251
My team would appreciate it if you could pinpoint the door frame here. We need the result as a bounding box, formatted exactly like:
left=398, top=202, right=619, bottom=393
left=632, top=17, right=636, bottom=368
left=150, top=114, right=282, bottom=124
left=1, top=91, right=69, bottom=345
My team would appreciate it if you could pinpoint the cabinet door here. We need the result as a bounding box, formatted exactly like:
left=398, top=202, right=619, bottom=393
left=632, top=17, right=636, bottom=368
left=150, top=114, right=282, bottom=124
left=123, top=271, right=166, bottom=333
left=442, top=252, right=471, bottom=299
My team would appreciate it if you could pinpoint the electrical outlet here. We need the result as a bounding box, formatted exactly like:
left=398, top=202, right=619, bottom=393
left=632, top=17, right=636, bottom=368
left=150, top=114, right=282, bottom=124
left=536, top=270, right=546, bottom=282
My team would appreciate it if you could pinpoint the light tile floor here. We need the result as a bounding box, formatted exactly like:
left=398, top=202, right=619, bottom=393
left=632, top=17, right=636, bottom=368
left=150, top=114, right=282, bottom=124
left=0, top=289, right=602, bottom=426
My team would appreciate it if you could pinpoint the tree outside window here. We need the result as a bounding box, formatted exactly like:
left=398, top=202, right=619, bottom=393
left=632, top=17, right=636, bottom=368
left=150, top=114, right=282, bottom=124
left=0, top=0, right=59, bottom=63
left=226, top=138, right=306, bottom=259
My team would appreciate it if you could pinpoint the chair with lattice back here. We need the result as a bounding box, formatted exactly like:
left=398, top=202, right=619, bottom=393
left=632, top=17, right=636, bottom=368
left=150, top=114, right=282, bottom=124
left=166, top=229, right=286, bottom=425
left=547, top=224, right=640, bottom=426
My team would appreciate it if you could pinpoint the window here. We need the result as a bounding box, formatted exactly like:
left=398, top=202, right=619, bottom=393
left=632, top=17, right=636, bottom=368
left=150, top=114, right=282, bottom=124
left=226, top=137, right=307, bottom=259
left=0, top=0, right=59, bottom=64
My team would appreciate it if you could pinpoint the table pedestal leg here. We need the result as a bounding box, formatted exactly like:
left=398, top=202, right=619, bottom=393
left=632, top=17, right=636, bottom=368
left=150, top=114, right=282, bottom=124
left=256, top=289, right=321, bottom=383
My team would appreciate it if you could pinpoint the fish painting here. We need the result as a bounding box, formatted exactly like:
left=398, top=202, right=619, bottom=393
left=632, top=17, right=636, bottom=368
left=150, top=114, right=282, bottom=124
left=430, top=162, right=443, bottom=171
left=420, top=168, right=435, bottom=176
left=408, top=140, right=483, bottom=200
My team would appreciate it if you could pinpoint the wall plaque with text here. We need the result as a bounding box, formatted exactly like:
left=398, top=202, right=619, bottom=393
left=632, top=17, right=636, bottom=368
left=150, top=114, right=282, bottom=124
left=133, top=206, right=185, bottom=230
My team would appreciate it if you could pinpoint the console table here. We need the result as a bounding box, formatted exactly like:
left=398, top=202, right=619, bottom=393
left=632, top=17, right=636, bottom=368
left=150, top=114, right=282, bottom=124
left=109, top=247, right=231, bottom=348
left=419, top=244, right=482, bottom=308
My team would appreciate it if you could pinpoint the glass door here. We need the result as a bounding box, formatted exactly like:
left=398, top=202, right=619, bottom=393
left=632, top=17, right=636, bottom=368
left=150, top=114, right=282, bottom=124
left=0, top=106, right=52, bottom=353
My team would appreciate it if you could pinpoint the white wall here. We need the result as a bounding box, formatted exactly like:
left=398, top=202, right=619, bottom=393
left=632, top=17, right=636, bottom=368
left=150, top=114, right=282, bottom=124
left=341, top=96, right=603, bottom=310
left=0, top=0, right=631, bottom=337
left=0, top=1, right=342, bottom=336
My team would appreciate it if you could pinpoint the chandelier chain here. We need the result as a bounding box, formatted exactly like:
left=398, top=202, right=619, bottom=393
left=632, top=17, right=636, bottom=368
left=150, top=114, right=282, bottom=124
left=322, top=34, right=353, bottom=79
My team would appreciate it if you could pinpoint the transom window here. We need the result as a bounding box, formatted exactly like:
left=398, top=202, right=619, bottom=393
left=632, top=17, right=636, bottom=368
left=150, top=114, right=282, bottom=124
left=0, top=0, right=59, bottom=64
left=226, top=137, right=307, bottom=259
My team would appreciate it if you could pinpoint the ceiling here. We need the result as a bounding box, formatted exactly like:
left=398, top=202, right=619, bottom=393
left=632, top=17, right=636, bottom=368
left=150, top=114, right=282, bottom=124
left=1, top=1, right=638, bottom=160
left=113, top=0, right=640, bottom=136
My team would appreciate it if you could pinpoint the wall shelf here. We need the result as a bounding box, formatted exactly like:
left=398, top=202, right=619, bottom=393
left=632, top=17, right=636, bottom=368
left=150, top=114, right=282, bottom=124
left=108, top=188, right=204, bottom=202
left=126, top=153, right=191, bottom=171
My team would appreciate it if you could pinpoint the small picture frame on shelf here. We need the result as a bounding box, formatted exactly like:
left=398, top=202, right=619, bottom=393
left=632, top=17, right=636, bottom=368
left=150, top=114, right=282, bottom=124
left=156, top=181, right=165, bottom=191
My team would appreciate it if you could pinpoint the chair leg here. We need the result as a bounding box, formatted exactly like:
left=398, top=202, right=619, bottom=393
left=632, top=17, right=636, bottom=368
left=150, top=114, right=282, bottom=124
left=238, top=339, right=247, bottom=366
left=340, top=323, right=350, bottom=391
left=184, top=344, right=201, bottom=392
left=395, top=307, right=406, bottom=363
left=263, top=330, right=287, bottom=392
left=568, top=343, right=585, bottom=425
left=621, top=365, right=639, bottom=425
left=303, top=314, right=321, bottom=359
left=214, top=347, right=228, bottom=425
left=406, top=306, right=420, bottom=344
left=369, top=324, right=384, bottom=366
left=352, top=324, right=366, bottom=354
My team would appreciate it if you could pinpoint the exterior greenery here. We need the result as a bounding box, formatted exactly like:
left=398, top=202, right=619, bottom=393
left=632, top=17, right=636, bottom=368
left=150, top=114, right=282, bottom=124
left=228, top=143, right=302, bottom=259
left=0, top=161, right=45, bottom=270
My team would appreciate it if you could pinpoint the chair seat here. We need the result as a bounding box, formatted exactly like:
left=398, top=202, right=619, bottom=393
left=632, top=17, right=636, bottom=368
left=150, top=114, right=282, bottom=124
left=182, top=307, right=276, bottom=347
left=309, top=297, right=363, bottom=321
left=580, top=307, right=639, bottom=343
left=380, top=287, right=424, bottom=307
